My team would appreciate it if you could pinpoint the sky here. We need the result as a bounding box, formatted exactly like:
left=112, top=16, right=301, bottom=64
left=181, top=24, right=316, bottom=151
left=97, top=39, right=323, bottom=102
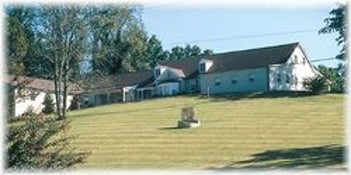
left=142, top=5, right=343, bottom=67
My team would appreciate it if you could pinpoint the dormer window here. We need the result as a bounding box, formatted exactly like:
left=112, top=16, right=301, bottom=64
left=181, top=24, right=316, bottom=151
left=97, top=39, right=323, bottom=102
left=199, top=63, right=206, bottom=73
left=294, top=55, right=298, bottom=64
left=155, top=69, right=161, bottom=77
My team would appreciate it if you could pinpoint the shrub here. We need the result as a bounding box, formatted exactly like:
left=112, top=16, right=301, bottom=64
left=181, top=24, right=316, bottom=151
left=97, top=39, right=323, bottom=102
left=6, top=114, right=89, bottom=170
left=42, top=93, right=55, bottom=114
left=69, top=95, right=82, bottom=110
left=303, top=75, right=329, bottom=94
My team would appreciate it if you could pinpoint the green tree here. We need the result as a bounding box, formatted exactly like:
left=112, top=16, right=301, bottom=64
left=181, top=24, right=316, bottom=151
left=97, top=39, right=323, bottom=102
left=6, top=16, right=27, bottom=75
left=42, top=94, right=55, bottom=114
left=303, top=75, right=329, bottom=94
left=6, top=6, right=53, bottom=79
left=169, top=46, right=186, bottom=61
left=88, top=5, right=145, bottom=75
left=319, top=4, right=346, bottom=61
left=7, top=115, right=89, bottom=170
left=202, top=49, right=214, bottom=56
left=146, top=35, right=165, bottom=68
left=318, top=65, right=345, bottom=93
left=37, top=6, right=87, bottom=120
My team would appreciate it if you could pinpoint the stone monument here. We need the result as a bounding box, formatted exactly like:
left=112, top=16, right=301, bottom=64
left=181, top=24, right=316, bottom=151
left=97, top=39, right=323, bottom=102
left=177, top=107, right=201, bottom=128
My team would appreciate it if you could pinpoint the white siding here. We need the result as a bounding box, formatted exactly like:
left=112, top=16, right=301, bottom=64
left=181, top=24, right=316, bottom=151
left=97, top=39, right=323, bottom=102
left=269, top=46, right=320, bottom=91
left=14, top=88, right=73, bottom=117
left=199, top=59, right=213, bottom=73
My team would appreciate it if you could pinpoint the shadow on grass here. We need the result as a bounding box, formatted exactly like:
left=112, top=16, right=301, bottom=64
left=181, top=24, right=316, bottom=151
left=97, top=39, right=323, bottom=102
left=158, top=126, right=185, bottom=130
left=208, top=144, right=345, bottom=170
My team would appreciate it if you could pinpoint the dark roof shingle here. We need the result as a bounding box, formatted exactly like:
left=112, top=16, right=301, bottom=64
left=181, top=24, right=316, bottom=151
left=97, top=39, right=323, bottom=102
left=159, top=42, right=299, bottom=76
left=206, top=42, right=299, bottom=73
left=6, top=75, right=82, bottom=94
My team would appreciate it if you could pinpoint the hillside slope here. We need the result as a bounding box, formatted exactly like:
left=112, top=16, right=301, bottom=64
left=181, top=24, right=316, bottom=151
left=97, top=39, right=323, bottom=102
left=67, top=94, right=345, bottom=170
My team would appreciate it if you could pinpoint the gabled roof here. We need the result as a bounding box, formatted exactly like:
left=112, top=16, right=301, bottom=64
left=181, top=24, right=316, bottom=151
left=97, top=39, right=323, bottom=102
left=206, top=42, right=299, bottom=73
left=158, top=56, right=203, bottom=79
left=6, top=75, right=82, bottom=94
left=158, top=42, right=300, bottom=76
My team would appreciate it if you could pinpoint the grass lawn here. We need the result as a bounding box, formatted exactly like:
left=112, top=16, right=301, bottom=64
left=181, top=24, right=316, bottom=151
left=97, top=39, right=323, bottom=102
left=67, top=93, right=345, bottom=170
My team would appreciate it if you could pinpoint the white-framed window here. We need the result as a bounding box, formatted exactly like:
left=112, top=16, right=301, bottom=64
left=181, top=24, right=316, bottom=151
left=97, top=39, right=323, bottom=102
left=294, top=55, right=298, bottom=64
left=199, top=63, right=206, bottom=73
left=155, top=69, right=161, bottom=77
left=215, top=78, right=221, bottom=86
left=286, top=74, right=290, bottom=84
left=293, top=76, right=298, bottom=86
left=302, top=57, right=306, bottom=65
left=276, top=73, right=281, bottom=83
left=248, top=74, right=255, bottom=82
left=30, top=91, right=39, bottom=101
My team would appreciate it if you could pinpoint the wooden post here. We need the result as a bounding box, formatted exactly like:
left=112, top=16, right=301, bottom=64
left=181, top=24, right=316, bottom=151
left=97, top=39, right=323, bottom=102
left=122, top=88, right=126, bottom=102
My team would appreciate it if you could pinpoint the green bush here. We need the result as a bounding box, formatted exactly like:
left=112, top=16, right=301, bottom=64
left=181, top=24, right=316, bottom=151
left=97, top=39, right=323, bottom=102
left=42, top=93, right=55, bottom=114
left=6, top=115, right=89, bottom=170
left=303, top=75, right=329, bottom=94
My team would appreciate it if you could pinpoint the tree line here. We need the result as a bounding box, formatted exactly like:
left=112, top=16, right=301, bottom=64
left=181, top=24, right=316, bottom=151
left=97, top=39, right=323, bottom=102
left=6, top=4, right=213, bottom=120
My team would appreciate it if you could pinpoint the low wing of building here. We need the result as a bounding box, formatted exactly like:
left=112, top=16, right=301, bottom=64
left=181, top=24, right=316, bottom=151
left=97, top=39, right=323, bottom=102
left=6, top=75, right=82, bottom=117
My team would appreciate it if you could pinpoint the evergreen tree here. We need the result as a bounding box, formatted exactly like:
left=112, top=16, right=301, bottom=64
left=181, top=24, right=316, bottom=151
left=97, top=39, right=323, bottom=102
left=42, top=93, right=55, bottom=114
left=7, top=115, right=89, bottom=170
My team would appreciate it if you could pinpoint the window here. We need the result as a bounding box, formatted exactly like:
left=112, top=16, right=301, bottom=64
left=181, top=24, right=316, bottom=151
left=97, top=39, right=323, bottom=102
left=215, top=78, right=221, bottom=86
left=286, top=75, right=290, bottom=84
left=199, top=63, right=206, bottom=73
left=30, top=91, right=39, bottom=101
left=294, top=55, right=298, bottom=64
left=155, top=69, right=161, bottom=77
left=276, top=73, right=281, bottom=83
left=302, top=57, right=306, bottom=65
left=293, top=76, right=298, bottom=86
left=248, top=75, right=255, bottom=82
left=231, top=78, right=237, bottom=84
left=190, top=84, right=196, bottom=91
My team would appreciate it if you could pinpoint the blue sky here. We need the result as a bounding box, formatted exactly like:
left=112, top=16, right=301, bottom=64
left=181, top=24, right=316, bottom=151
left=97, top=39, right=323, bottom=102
left=142, top=6, right=342, bottom=67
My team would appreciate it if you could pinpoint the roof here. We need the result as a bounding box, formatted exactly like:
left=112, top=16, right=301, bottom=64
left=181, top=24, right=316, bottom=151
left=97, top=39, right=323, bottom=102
left=159, top=56, right=203, bottom=79
left=206, top=42, right=299, bottom=73
left=6, top=75, right=83, bottom=94
left=159, top=42, right=300, bottom=76
left=81, top=71, right=154, bottom=93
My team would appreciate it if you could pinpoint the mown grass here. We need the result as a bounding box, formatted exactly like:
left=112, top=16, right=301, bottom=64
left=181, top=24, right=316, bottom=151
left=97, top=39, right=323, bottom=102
left=67, top=93, right=345, bottom=170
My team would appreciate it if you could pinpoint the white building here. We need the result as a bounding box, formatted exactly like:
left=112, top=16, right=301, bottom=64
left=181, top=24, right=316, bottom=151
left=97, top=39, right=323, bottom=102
left=6, top=75, right=82, bottom=117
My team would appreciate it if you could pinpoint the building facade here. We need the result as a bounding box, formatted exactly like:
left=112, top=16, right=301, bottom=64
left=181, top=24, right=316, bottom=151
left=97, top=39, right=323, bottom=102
left=79, top=42, right=327, bottom=106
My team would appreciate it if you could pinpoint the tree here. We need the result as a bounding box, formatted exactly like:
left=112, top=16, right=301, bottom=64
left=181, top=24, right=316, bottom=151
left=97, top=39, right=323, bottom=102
left=6, top=16, right=27, bottom=75
left=37, top=6, right=87, bottom=120
left=6, top=6, right=53, bottom=79
left=202, top=49, right=214, bottom=56
left=166, top=44, right=213, bottom=61
left=318, top=65, right=345, bottom=93
left=88, top=5, right=145, bottom=75
left=42, top=94, right=55, bottom=114
left=303, top=75, right=329, bottom=94
left=7, top=115, right=89, bottom=170
left=146, top=35, right=165, bottom=68
left=319, top=4, right=346, bottom=61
